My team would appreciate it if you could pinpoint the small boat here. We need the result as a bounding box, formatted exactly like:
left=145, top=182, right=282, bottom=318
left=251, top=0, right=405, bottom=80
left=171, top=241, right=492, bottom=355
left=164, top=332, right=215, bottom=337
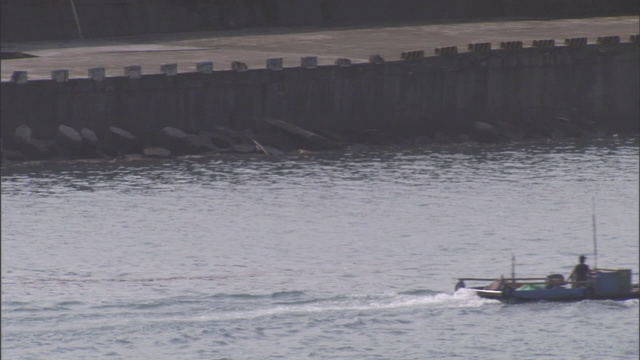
left=455, top=268, right=640, bottom=304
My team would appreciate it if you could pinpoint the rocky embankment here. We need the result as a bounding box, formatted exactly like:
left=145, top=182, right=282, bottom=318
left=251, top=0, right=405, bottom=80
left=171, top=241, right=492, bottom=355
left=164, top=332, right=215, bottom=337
left=1, top=114, right=617, bottom=163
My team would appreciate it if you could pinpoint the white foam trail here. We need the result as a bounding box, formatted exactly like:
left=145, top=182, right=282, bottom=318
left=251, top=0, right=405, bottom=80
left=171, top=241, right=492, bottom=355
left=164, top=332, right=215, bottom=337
left=192, top=289, right=499, bottom=323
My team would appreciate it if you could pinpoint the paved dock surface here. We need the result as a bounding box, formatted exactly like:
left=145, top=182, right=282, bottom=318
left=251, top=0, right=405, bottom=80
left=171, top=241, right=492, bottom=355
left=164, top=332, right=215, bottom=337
left=1, top=16, right=638, bottom=81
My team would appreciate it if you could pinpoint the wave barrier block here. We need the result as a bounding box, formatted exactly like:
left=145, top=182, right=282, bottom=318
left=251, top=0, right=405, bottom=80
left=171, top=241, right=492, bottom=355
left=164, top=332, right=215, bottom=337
left=500, top=41, right=523, bottom=50
left=266, top=58, right=283, bottom=70
left=161, top=63, right=177, bottom=76
left=301, top=56, right=317, bottom=69
left=11, top=71, right=27, bottom=84
left=597, top=36, right=620, bottom=45
left=401, top=50, right=424, bottom=60
left=196, top=62, right=213, bottom=74
left=125, top=65, right=141, bottom=79
left=88, top=67, right=105, bottom=81
left=51, top=69, right=69, bottom=82
left=564, top=37, right=588, bottom=47
left=468, top=43, right=491, bottom=52
left=435, top=46, right=458, bottom=56
left=532, top=39, right=555, bottom=48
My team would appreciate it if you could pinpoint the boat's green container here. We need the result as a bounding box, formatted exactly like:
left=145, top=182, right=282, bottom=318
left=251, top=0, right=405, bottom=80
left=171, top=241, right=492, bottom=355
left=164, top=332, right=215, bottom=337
left=594, top=269, right=632, bottom=295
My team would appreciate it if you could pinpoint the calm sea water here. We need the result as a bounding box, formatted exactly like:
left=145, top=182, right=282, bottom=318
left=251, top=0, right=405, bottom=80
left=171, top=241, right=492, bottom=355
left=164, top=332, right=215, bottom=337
left=2, top=137, right=639, bottom=360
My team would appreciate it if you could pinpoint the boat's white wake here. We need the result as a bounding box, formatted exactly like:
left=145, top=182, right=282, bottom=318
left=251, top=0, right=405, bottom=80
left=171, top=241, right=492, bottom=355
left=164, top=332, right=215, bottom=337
left=191, top=289, right=499, bottom=323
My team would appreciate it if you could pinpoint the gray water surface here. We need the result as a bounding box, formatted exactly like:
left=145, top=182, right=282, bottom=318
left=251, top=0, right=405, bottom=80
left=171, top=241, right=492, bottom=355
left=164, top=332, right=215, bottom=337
left=2, top=138, right=638, bottom=359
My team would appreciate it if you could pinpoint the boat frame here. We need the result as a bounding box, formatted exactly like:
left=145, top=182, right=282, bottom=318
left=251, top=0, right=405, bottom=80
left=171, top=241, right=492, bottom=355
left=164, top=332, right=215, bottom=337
left=456, top=269, right=640, bottom=304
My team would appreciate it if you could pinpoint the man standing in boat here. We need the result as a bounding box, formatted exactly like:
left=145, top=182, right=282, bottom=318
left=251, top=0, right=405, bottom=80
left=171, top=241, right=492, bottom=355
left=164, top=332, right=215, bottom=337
left=568, top=255, right=590, bottom=287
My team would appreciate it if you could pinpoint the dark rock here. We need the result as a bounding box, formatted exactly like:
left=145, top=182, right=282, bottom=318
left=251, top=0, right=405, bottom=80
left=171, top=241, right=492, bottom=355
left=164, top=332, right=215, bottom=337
left=414, top=135, right=432, bottom=146
left=124, top=153, right=144, bottom=160
left=143, top=147, right=172, bottom=158
left=108, top=126, right=140, bottom=155
left=232, top=142, right=258, bottom=153
left=15, top=124, right=32, bottom=141
left=493, top=121, right=524, bottom=141
left=80, top=128, right=98, bottom=145
left=433, top=131, right=451, bottom=144
left=2, top=149, right=27, bottom=161
left=262, top=145, right=284, bottom=156
left=472, top=121, right=504, bottom=143
left=17, top=136, right=53, bottom=160
left=185, top=134, right=218, bottom=152
left=56, top=125, right=84, bottom=158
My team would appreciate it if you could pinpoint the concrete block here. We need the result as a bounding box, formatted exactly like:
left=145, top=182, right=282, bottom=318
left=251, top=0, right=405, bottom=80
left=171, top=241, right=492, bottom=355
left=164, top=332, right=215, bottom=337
left=10, top=71, right=27, bottom=84
left=51, top=69, right=69, bottom=82
left=500, top=41, right=523, bottom=50
left=125, top=65, right=142, bottom=79
left=597, top=36, right=620, bottom=45
left=468, top=43, right=491, bottom=52
left=369, top=54, right=385, bottom=64
left=88, top=67, right=105, bottom=81
left=435, top=46, right=458, bottom=56
left=266, top=58, right=283, bottom=70
left=197, top=61, right=213, bottom=74
left=335, top=58, right=352, bottom=67
left=301, top=56, right=318, bottom=69
left=532, top=39, right=555, bottom=48
left=564, top=37, right=588, bottom=47
left=161, top=63, right=177, bottom=76
left=232, top=61, right=248, bottom=72
left=401, top=50, right=424, bottom=60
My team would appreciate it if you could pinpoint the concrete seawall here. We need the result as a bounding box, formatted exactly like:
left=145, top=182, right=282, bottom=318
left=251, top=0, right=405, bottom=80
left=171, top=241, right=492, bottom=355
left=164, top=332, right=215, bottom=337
left=2, top=0, right=638, bottom=42
left=2, top=36, right=638, bottom=157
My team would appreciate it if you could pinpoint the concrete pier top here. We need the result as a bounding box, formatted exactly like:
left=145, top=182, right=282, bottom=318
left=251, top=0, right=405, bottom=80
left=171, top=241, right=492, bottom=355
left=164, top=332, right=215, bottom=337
left=1, top=16, right=638, bottom=81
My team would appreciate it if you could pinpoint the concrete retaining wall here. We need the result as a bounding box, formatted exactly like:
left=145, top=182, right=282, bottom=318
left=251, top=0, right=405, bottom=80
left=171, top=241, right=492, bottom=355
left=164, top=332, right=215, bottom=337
left=2, top=37, right=638, bottom=149
left=2, top=0, right=638, bottom=42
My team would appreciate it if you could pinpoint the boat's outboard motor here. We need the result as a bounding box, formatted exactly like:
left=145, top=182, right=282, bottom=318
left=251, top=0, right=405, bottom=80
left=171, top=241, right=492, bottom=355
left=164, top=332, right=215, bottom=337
left=546, top=274, right=565, bottom=289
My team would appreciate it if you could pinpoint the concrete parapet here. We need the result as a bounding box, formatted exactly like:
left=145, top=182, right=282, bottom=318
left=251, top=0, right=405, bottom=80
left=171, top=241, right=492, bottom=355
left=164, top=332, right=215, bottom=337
left=161, top=63, right=177, bottom=76
left=88, top=67, right=105, bottom=81
left=435, top=46, right=458, bottom=56
left=125, top=65, right=142, bottom=79
left=301, top=56, right=318, bottom=69
left=196, top=62, right=213, bottom=74
left=10, top=71, right=27, bottom=84
left=266, top=58, right=283, bottom=70
left=51, top=69, right=69, bottom=82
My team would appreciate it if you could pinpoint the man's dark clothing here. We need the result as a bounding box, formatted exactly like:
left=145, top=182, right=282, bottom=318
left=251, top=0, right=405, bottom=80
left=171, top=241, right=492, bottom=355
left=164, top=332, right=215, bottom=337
left=573, top=263, right=590, bottom=282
